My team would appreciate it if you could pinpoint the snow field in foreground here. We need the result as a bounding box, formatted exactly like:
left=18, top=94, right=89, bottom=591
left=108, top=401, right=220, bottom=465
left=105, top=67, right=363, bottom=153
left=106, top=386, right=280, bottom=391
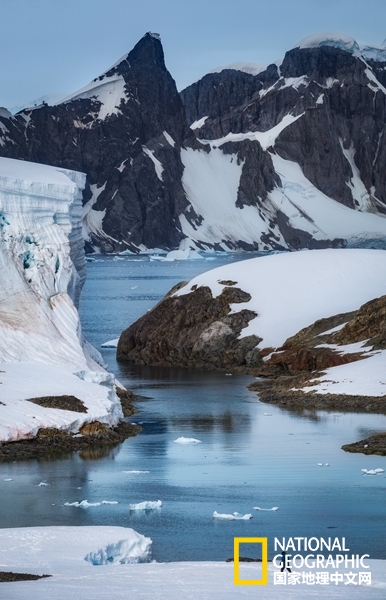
left=0, top=527, right=385, bottom=600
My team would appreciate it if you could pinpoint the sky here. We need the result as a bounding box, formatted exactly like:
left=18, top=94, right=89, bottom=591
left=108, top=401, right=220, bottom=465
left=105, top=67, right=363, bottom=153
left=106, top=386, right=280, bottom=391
left=1, top=0, right=386, bottom=112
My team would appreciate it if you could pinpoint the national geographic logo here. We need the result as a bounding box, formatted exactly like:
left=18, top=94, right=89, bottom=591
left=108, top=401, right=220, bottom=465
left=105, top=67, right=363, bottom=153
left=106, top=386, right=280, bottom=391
left=233, top=537, right=372, bottom=587
left=233, top=538, right=268, bottom=585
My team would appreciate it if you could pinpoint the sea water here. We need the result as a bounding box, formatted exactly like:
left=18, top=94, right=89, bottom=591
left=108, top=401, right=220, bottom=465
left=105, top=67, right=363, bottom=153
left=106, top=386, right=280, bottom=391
left=0, top=254, right=385, bottom=562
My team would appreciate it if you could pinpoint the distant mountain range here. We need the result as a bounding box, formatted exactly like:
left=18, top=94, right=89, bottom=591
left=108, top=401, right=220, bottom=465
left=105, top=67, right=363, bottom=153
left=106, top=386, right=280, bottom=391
left=1, top=32, right=386, bottom=253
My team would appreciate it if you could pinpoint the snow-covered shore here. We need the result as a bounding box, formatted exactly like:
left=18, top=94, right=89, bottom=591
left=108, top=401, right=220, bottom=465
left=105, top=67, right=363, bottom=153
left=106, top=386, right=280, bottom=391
left=0, top=526, right=385, bottom=599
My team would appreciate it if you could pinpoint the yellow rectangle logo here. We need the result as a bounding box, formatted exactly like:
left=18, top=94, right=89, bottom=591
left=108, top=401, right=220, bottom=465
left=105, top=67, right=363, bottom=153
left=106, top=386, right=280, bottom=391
left=234, top=537, right=268, bottom=585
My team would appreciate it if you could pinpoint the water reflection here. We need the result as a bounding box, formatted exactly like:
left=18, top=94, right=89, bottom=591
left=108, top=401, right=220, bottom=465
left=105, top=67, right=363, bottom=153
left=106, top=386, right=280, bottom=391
left=79, top=444, right=123, bottom=461
left=170, top=412, right=251, bottom=434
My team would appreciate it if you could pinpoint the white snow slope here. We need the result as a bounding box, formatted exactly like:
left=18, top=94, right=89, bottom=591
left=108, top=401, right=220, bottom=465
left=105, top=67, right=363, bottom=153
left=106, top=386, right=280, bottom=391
left=0, top=526, right=385, bottom=600
left=180, top=138, right=386, bottom=252
left=175, top=249, right=386, bottom=396
left=0, top=157, right=123, bottom=441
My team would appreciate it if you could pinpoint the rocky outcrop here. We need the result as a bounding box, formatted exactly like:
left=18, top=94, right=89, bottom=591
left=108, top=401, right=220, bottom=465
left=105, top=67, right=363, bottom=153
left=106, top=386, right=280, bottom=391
left=342, top=432, right=386, bottom=455
left=117, top=285, right=262, bottom=370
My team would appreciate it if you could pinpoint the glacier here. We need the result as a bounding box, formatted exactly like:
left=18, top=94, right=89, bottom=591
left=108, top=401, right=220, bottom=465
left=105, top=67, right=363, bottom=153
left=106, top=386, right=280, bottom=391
left=0, top=157, right=123, bottom=442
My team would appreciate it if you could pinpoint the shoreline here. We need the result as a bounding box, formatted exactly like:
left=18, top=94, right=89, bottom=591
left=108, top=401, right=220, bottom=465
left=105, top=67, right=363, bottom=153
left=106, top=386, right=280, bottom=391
left=0, top=420, right=140, bottom=462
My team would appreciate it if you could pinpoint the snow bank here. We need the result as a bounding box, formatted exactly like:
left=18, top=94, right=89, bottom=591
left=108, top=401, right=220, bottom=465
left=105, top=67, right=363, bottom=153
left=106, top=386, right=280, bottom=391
left=298, top=350, right=386, bottom=397
left=0, top=363, right=122, bottom=441
left=175, top=249, right=386, bottom=350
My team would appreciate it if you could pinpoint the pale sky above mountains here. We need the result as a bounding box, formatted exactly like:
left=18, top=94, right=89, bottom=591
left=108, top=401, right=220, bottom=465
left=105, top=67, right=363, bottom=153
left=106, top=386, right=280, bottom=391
left=1, top=0, right=386, bottom=111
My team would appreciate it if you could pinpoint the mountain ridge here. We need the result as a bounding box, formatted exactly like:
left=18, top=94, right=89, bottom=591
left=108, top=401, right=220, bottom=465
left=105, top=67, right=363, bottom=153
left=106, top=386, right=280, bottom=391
left=1, top=32, right=386, bottom=252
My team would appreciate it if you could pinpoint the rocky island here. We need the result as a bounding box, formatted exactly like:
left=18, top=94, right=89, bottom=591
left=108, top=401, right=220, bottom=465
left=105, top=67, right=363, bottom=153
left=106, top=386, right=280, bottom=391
left=117, top=249, right=386, bottom=454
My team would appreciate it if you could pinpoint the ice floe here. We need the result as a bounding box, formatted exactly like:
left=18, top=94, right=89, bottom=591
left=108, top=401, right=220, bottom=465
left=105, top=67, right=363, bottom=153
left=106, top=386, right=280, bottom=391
left=213, top=511, right=253, bottom=520
left=361, top=468, right=385, bottom=475
left=174, top=437, right=202, bottom=444
left=122, top=470, right=150, bottom=474
left=64, top=500, right=118, bottom=508
left=253, top=507, right=279, bottom=511
left=101, top=338, right=119, bottom=348
left=129, top=500, right=162, bottom=510
left=122, top=470, right=150, bottom=475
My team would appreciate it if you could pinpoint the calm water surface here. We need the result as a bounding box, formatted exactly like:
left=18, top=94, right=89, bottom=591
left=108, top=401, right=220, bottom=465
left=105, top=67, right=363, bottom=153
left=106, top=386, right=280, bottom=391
left=0, top=254, right=385, bottom=561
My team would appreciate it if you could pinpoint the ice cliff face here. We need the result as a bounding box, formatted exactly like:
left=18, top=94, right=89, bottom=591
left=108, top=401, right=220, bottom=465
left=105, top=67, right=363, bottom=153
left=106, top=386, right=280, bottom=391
left=0, top=157, right=91, bottom=366
left=1, top=32, right=386, bottom=252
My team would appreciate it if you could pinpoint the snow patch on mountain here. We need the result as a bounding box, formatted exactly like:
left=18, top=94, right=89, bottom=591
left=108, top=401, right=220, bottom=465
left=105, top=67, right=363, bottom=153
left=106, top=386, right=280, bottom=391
left=58, top=74, right=127, bottom=120
left=269, top=154, right=386, bottom=241
left=180, top=147, right=283, bottom=250
left=293, top=33, right=360, bottom=54
left=200, top=113, right=303, bottom=151
left=210, top=62, right=268, bottom=76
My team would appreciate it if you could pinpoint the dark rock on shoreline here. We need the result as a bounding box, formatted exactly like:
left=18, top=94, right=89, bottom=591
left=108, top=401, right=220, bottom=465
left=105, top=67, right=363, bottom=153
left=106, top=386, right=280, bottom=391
left=117, top=284, right=263, bottom=371
left=0, top=572, right=51, bottom=582
left=115, top=386, right=138, bottom=416
left=342, top=432, right=386, bottom=455
left=0, top=420, right=140, bottom=461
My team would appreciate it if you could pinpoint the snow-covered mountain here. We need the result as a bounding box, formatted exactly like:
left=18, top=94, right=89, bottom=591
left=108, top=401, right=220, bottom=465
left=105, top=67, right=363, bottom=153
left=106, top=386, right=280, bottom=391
left=1, top=32, right=386, bottom=252
left=0, top=157, right=123, bottom=442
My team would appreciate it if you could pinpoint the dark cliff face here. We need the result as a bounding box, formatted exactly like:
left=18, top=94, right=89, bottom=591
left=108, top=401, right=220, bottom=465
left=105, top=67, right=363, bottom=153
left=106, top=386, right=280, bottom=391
left=0, top=33, right=194, bottom=252
left=1, top=36, right=386, bottom=252
left=180, top=45, right=386, bottom=215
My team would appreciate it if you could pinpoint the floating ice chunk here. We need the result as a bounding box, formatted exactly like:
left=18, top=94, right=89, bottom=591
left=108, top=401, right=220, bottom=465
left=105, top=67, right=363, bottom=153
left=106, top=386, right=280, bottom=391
left=174, top=437, right=202, bottom=444
left=64, top=500, right=102, bottom=508
left=131, top=286, right=138, bottom=289
left=325, top=463, right=330, bottom=466
left=101, top=338, right=119, bottom=348
left=362, top=468, right=385, bottom=475
left=113, top=256, right=125, bottom=261
left=101, top=501, right=118, bottom=505
left=253, top=507, right=279, bottom=511
left=38, top=482, right=49, bottom=486
left=129, top=500, right=162, bottom=510
left=84, top=533, right=152, bottom=565
left=122, top=470, right=150, bottom=474
left=263, top=413, right=272, bottom=416
left=3, top=478, right=12, bottom=481
left=213, top=511, right=252, bottom=520
left=317, top=463, right=323, bottom=467
left=225, top=373, right=233, bottom=376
